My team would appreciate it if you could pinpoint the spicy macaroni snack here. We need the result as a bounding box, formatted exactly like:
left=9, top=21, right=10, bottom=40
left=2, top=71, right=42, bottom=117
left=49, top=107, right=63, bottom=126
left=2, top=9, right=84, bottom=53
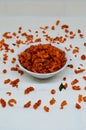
left=18, top=43, right=67, bottom=74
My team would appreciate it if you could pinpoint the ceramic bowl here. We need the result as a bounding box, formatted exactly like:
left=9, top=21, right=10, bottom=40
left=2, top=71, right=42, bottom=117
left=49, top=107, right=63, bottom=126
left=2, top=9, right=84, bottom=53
left=17, top=43, right=69, bottom=79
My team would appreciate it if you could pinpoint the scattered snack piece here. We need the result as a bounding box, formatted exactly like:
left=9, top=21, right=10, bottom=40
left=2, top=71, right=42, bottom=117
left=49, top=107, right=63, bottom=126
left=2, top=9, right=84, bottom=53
left=43, top=106, right=50, bottom=112
left=65, top=47, right=71, bottom=51
left=2, top=69, right=7, bottom=74
left=10, top=67, right=18, bottom=71
left=12, top=32, right=17, bottom=37
left=10, top=67, right=24, bottom=75
left=10, top=78, right=20, bottom=88
left=74, top=69, right=85, bottom=74
left=81, top=54, right=86, bottom=60
left=83, top=96, right=86, bottom=102
left=11, top=57, right=16, bottom=64
left=18, top=26, right=22, bottom=33
left=3, top=53, right=8, bottom=61
left=24, top=86, right=35, bottom=94
left=4, top=78, right=11, bottom=84
left=72, top=47, right=79, bottom=54
left=2, top=32, right=12, bottom=39
left=60, top=100, right=67, bottom=109
left=61, top=24, right=69, bottom=29
left=0, top=98, right=6, bottom=108
left=84, top=86, right=86, bottom=90
left=40, top=26, right=49, bottom=30
left=77, top=29, right=81, bottom=33
left=33, top=99, right=41, bottom=110
left=63, top=77, right=66, bottom=81
left=83, top=76, right=86, bottom=80
left=63, top=83, right=68, bottom=88
left=75, top=103, right=81, bottom=109
left=4, top=78, right=20, bottom=88
left=50, top=89, right=56, bottom=94
left=51, top=25, right=55, bottom=30
left=56, top=20, right=60, bottom=26
left=79, top=34, right=84, bottom=38
left=10, top=49, right=14, bottom=53
left=6, top=92, right=12, bottom=96
left=79, top=64, right=83, bottom=67
left=72, top=85, right=81, bottom=90
left=8, top=99, right=17, bottom=107
left=49, top=97, right=56, bottom=105
left=84, top=42, right=86, bottom=47
left=67, top=64, right=74, bottom=68
left=24, top=101, right=31, bottom=108
left=18, top=69, right=24, bottom=75
left=71, top=78, right=79, bottom=85
left=78, top=94, right=83, bottom=103
left=65, top=29, right=69, bottom=33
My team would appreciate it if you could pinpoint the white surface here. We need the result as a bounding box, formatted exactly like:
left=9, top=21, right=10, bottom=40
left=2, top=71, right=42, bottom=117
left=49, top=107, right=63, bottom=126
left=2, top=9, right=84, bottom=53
left=0, top=16, right=86, bottom=130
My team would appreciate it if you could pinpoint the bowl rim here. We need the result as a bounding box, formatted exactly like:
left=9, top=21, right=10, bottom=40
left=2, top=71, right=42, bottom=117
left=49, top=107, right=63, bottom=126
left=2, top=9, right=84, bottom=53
left=17, top=42, right=70, bottom=77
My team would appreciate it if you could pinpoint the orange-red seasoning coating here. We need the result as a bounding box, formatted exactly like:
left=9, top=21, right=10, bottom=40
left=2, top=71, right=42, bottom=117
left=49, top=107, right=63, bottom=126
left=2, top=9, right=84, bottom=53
left=2, top=69, right=7, bottom=74
left=2, top=32, right=12, bottom=39
left=34, top=38, right=41, bottom=42
left=83, top=76, right=86, bottom=81
left=67, top=64, right=74, bottom=68
left=10, top=78, right=20, bottom=88
left=4, top=78, right=11, bottom=84
left=6, top=92, right=12, bottom=96
left=10, top=67, right=24, bottom=75
left=24, top=101, right=31, bottom=108
left=63, top=77, right=66, bottom=81
left=43, top=106, right=50, bottom=112
left=72, top=48, right=79, bottom=54
left=61, top=24, right=69, bottom=29
left=50, top=89, right=56, bottom=94
left=72, top=86, right=81, bottom=90
left=64, top=83, right=68, bottom=88
left=24, top=86, right=35, bottom=94
left=49, top=97, right=56, bottom=105
left=78, top=94, right=83, bottom=103
left=33, top=100, right=41, bottom=110
left=56, top=20, right=60, bottom=26
left=84, top=42, right=86, bottom=47
left=8, top=99, right=17, bottom=107
left=81, top=54, right=86, bottom=60
left=75, top=103, right=81, bottom=109
left=18, top=44, right=67, bottom=74
left=0, top=98, right=6, bottom=108
left=84, top=86, right=86, bottom=90
left=79, top=34, right=84, bottom=38
left=11, top=57, right=16, bottom=64
left=60, top=100, right=67, bottom=109
left=10, top=49, right=14, bottom=53
left=10, top=67, right=18, bottom=71
left=83, top=96, right=86, bottom=102
left=74, top=69, right=85, bottom=74
left=78, top=29, right=81, bottom=33
left=51, top=26, right=55, bottom=30
left=71, top=78, right=79, bottom=85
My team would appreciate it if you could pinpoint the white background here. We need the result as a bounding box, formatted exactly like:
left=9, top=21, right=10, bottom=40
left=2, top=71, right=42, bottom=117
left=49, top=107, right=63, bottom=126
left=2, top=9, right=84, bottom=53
left=0, top=16, right=86, bottom=130
left=0, top=0, right=86, bottom=16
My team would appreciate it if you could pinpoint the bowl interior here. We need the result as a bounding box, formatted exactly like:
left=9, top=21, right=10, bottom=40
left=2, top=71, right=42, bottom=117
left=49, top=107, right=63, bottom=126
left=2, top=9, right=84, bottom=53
left=17, top=43, right=69, bottom=79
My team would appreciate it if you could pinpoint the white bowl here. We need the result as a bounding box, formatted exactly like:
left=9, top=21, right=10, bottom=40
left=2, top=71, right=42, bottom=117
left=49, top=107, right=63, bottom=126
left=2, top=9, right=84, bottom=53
left=17, top=43, right=69, bottom=79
